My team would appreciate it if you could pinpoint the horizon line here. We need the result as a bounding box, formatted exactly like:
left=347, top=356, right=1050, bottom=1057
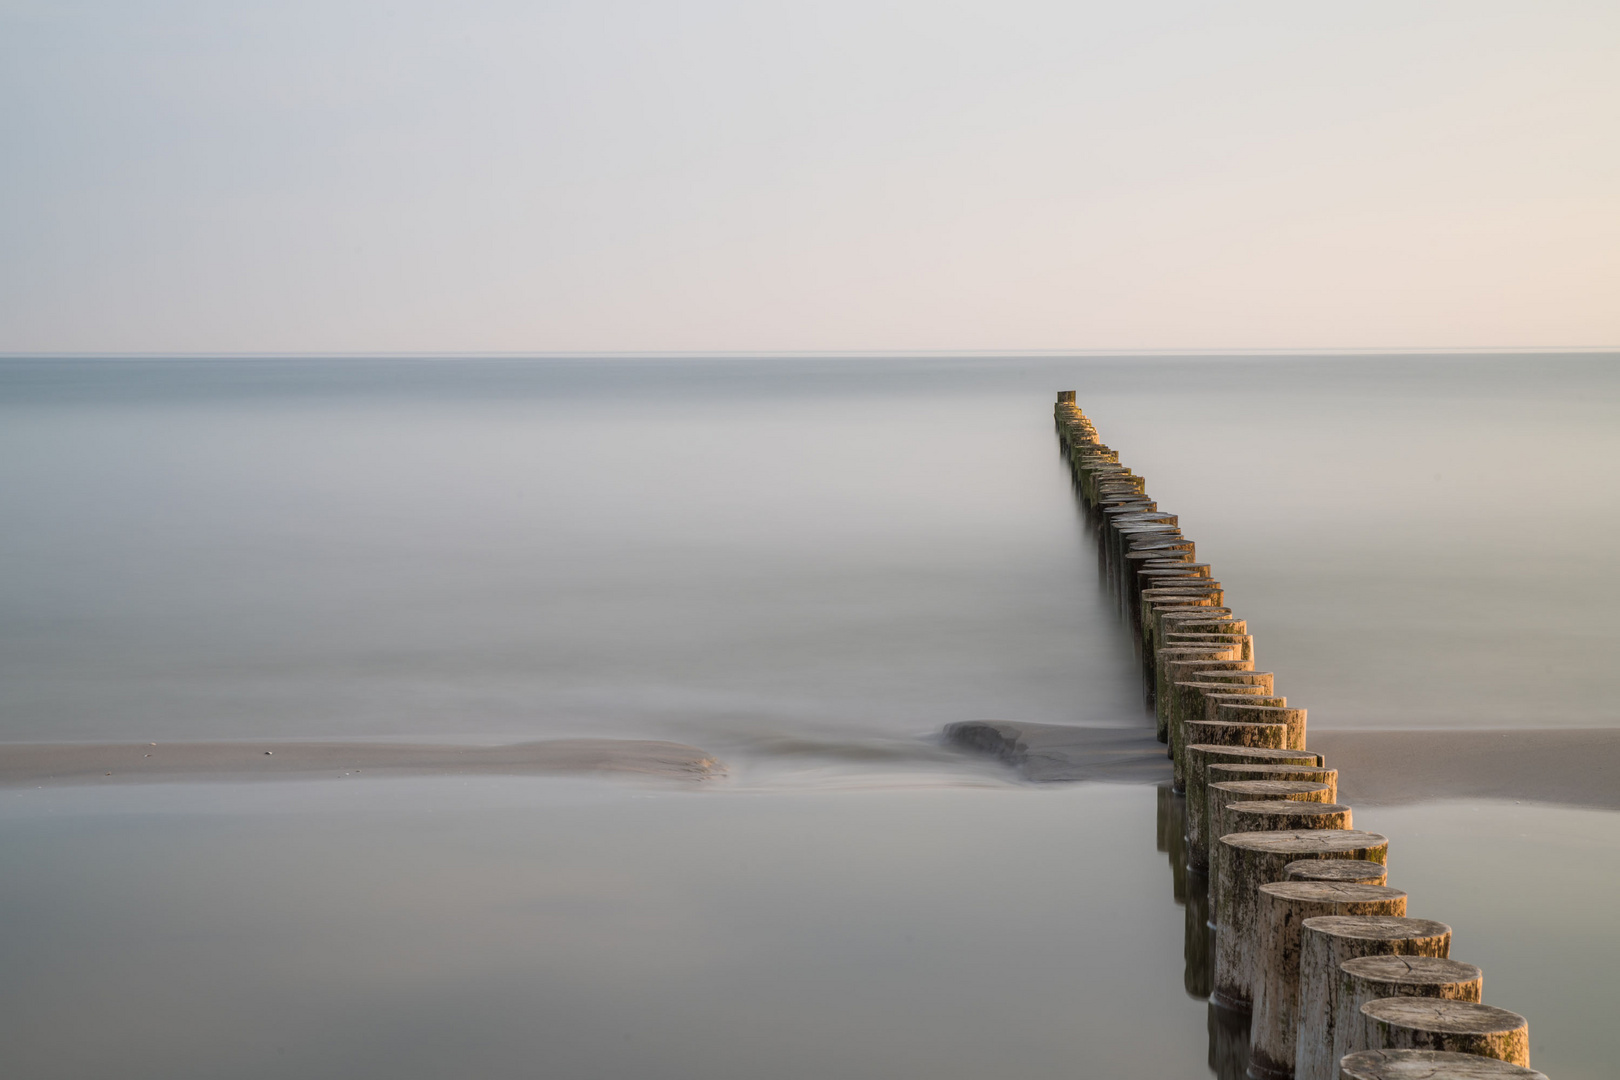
left=2, top=345, right=1618, bottom=361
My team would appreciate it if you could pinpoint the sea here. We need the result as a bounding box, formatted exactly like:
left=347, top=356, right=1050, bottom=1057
left=1, top=354, right=1616, bottom=1078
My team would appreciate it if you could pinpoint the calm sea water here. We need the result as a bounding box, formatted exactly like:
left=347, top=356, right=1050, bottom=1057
left=2, top=355, right=1617, bottom=1078
left=2, top=354, right=1616, bottom=746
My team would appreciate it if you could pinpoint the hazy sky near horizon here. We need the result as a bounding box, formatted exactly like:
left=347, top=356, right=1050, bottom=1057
left=2, top=1, right=1617, bottom=353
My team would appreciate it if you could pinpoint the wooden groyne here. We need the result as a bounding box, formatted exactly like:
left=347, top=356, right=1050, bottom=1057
left=1050, top=392, right=1542, bottom=1080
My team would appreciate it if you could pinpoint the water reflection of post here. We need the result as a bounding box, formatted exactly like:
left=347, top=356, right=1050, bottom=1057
left=1208, top=1002, right=1254, bottom=1080
left=1159, top=783, right=1216, bottom=999
left=1184, top=867, right=1213, bottom=998
left=1157, top=782, right=1189, bottom=904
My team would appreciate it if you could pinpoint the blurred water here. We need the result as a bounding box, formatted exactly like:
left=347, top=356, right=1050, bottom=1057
left=1, top=354, right=1615, bottom=747
left=3, top=355, right=1618, bottom=1078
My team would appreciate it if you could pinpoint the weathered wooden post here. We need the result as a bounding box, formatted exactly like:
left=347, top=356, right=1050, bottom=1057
left=1184, top=746, right=1324, bottom=870
left=1185, top=719, right=1288, bottom=754
left=1294, top=916, right=1452, bottom=1080
left=1338, top=1050, right=1545, bottom=1080
left=1284, top=858, right=1384, bottom=885
left=1339, top=956, right=1484, bottom=1064
left=1156, top=649, right=1247, bottom=724
left=1170, top=673, right=1277, bottom=785
left=1165, top=629, right=1254, bottom=661
left=1200, top=691, right=1286, bottom=720
left=1212, top=763, right=1337, bottom=801
left=1215, top=799, right=1351, bottom=845
left=1206, top=781, right=1334, bottom=845
left=1211, top=831, right=1389, bottom=1014
left=1361, top=1000, right=1530, bottom=1069
left=1188, top=765, right=1336, bottom=865
left=1213, top=702, right=1307, bottom=750
left=1248, top=882, right=1408, bottom=1078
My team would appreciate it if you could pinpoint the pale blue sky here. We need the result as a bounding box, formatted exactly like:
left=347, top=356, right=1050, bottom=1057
left=2, top=1, right=1616, bottom=352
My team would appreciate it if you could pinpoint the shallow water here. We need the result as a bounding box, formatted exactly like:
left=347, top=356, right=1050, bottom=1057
left=0, top=779, right=1210, bottom=1080
left=1, top=781, right=1614, bottom=1079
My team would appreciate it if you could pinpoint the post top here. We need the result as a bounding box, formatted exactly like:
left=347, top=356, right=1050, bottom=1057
left=1219, top=828, right=1388, bottom=854
left=1300, top=914, right=1450, bottom=940
left=1257, top=880, right=1405, bottom=903
left=1360, top=997, right=1526, bottom=1035
left=1339, top=1049, right=1545, bottom=1080
left=1341, top=954, right=1483, bottom=985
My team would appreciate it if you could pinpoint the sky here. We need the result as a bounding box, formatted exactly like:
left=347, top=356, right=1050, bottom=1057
left=1, top=0, right=1616, bottom=354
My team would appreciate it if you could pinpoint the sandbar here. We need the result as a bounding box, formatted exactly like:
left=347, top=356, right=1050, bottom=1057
left=0, top=739, right=724, bottom=786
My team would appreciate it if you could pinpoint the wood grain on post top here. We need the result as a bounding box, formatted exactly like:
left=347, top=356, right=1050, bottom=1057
left=1362, top=999, right=1529, bottom=1068
left=1248, top=882, right=1408, bottom=1080
left=1339, top=956, right=1485, bottom=1065
left=1294, top=916, right=1452, bottom=1080
left=1339, top=1050, right=1545, bottom=1080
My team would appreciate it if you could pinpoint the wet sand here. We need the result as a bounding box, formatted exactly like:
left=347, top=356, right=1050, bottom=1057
left=1311, top=728, right=1620, bottom=810
left=8, top=726, right=1616, bottom=809
left=0, top=739, right=725, bottom=785
left=948, top=723, right=1620, bottom=810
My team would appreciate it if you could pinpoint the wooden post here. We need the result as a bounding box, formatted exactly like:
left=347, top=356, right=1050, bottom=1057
left=1211, top=830, right=1389, bottom=1014
left=1214, top=702, right=1306, bottom=750
left=1339, top=1050, right=1545, bottom=1080
left=1361, top=1000, right=1529, bottom=1069
left=1248, top=882, right=1408, bottom=1079
left=1216, top=799, right=1350, bottom=846
left=1211, top=763, right=1336, bottom=801
left=1185, top=719, right=1288, bottom=756
left=1170, top=674, right=1276, bottom=786
left=1156, top=650, right=1246, bottom=729
left=1294, top=916, right=1452, bottom=1080
left=1184, top=746, right=1324, bottom=871
left=1201, top=692, right=1286, bottom=721
left=1340, top=956, right=1484, bottom=1065
left=1284, top=858, right=1383, bottom=885
left=1164, top=630, right=1254, bottom=662
left=1207, top=781, right=1334, bottom=854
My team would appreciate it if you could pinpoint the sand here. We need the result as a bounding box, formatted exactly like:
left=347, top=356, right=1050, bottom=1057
left=9, top=726, right=1616, bottom=807
left=0, top=739, right=725, bottom=786
left=948, top=723, right=1620, bottom=810
left=1310, top=728, right=1620, bottom=810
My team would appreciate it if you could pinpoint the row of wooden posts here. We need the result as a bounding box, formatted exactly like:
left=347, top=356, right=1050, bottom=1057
left=1053, top=391, right=1545, bottom=1080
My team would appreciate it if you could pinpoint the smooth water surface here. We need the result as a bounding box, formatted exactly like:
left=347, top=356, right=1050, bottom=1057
left=2, top=782, right=1615, bottom=1079
left=2, top=354, right=1615, bottom=744
left=0, top=780, right=1211, bottom=1080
